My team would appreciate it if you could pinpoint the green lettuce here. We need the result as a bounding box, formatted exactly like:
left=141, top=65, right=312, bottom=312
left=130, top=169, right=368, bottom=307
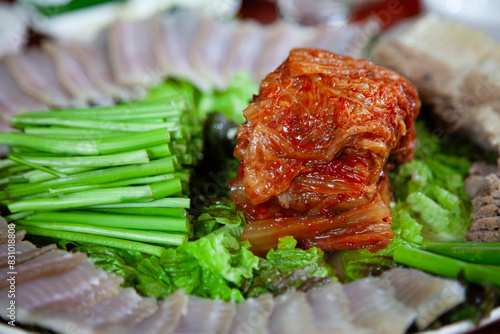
left=340, top=209, right=423, bottom=282
left=390, top=122, right=473, bottom=242
left=246, top=236, right=334, bottom=297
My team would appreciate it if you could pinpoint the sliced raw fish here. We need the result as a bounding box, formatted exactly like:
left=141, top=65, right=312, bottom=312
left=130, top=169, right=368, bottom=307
left=343, top=277, right=416, bottom=334
left=267, top=291, right=317, bottom=334
left=229, top=294, right=274, bottom=334
left=309, top=21, right=377, bottom=59
left=151, top=10, right=201, bottom=87
left=382, top=268, right=466, bottom=329
left=42, top=41, right=113, bottom=106
left=4, top=49, right=86, bottom=108
left=2, top=261, right=122, bottom=316
left=174, top=295, right=235, bottom=334
left=70, top=35, right=134, bottom=101
left=32, top=287, right=157, bottom=334
left=107, top=289, right=188, bottom=334
left=252, top=23, right=315, bottom=82
left=108, top=19, right=161, bottom=88
left=0, top=230, right=25, bottom=244
left=306, top=281, right=369, bottom=334
left=223, top=20, right=266, bottom=82
left=189, top=15, right=237, bottom=90
left=0, top=242, right=56, bottom=267
left=0, top=250, right=86, bottom=288
left=0, top=64, right=47, bottom=119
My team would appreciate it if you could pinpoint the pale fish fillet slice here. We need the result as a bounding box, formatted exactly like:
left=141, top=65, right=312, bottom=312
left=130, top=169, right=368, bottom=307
left=343, top=276, right=417, bottom=334
left=106, top=289, right=188, bottom=334
left=0, top=260, right=122, bottom=319
left=152, top=10, right=205, bottom=89
left=382, top=268, right=466, bottom=330
left=306, top=281, right=371, bottom=334
left=31, top=287, right=158, bottom=334
left=0, top=63, right=47, bottom=119
left=0, top=242, right=56, bottom=267
left=267, top=290, right=317, bottom=334
left=42, top=41, right=113, bottom=106
left=108, top=19, right=161, bottom=88
left=0, top=250, right=86, bottom=288
left=70, top=35, right=134, bottom=101
left=252, top=22, right=316, bottom=83
left=173, top=295, right=235, bottom=334
left=4, top=49, right=86, bottom=108
left=229, top=293, right=274, bottom=334
left=222, top=20, right=266, bottom=83
left=189, top=15, right=238, bottom=91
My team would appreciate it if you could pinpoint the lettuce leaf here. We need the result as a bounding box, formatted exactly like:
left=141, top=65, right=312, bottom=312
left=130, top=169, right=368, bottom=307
left=340, top=209, right=423, bottom=282
left=390, top=121, right=473, bottom=242
left=246, top=236, right=334, bottom=297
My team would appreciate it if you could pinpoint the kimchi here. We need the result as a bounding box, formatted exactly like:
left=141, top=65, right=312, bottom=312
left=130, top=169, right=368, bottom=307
left=231, top=49, right=420, bottom=255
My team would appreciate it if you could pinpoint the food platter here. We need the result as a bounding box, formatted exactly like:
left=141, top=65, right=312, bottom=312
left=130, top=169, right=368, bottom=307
left=0, top=1, right=499, bottom=333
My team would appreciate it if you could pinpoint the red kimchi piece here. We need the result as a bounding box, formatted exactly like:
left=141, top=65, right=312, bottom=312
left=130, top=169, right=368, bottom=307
left=231, top=49, right=420, bottom=256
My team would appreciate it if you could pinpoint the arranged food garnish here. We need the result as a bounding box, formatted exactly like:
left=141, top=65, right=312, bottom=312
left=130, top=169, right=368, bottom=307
left=1, top=39, right=500, bottom=333
left=231, top=49, right=420, bottom=255
left=0, top=83, right=202, bottom=256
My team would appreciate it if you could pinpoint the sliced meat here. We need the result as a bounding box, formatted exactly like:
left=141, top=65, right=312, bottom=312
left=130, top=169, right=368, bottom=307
left=382, top=268, right=465, bottom=329
left=0, top=242, right=56, bottom=267
left=470, top=217, right=500, bottom=230
left=466, top=230, right=500, bottom=242
left=174, top=295, right=235, bottom=334
left=0, top=250, right=86, bottom=288
left=343, top=277, right=416, bottom=334
left=108, top=19, right=161, bottom=88
left=306, top=281, right=368, bottom=334
left=4, top=49, right=86, bottom=108
left=372, top=14, right=493, bottom=123
left=468, top=103, right=500, bottom=153
left=42, top=41, right=113, bottom=106
left=267, top=291, right=316, bottom=334
left=229, top=294, right=274, bottom=334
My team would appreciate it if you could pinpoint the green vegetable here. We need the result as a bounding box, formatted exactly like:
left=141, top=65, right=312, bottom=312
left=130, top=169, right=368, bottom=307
left=0, top=128, right=171, bottom=155
left=390, top=121, right=473, bottom=242
left=17, top=220, right=187, bottom=246
left=394, top=246, right=500, bottom=287
left=19, top=225, right=165, bottom=257
left=423, top=242, right=500, bottom=266
left=25, top=211, right=189, bottom=233
left=340, top=209, right=423, bottom=282
left=246, top=236, right=333, bottom=297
